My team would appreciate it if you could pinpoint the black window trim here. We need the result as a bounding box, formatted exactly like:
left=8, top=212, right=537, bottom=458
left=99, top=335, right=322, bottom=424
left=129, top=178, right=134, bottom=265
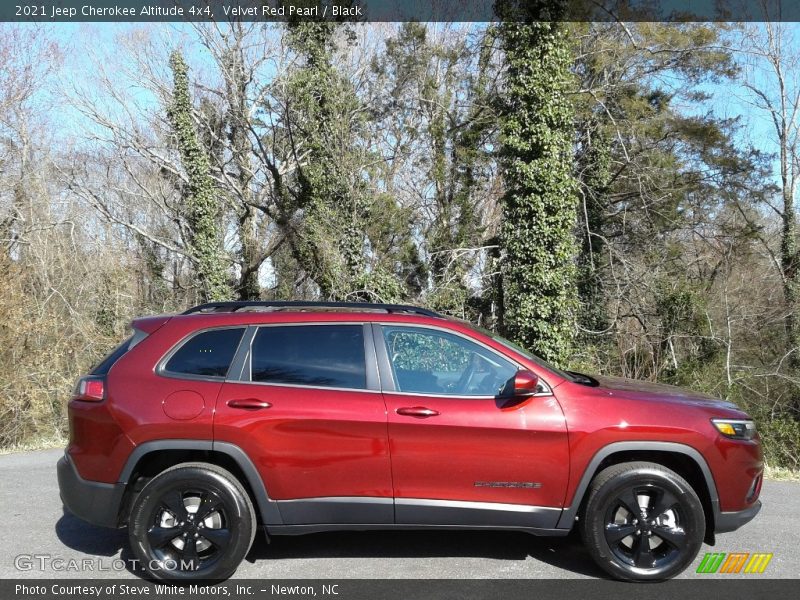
left=372, top=322, right=553, bottom=398
left=156, top=325, right=249, bottom=383
left=235, top=322, right=381, bottom=393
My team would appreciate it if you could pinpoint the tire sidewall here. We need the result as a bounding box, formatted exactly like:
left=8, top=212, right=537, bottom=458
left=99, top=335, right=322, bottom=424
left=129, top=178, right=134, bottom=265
left=128, top=466, right=254, bottom=582
left=584, top=467, right=705, bottom=581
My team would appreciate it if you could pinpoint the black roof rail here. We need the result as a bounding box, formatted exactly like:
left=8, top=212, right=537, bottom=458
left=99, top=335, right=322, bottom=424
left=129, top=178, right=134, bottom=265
left=181, top=301, right=443, bottom=318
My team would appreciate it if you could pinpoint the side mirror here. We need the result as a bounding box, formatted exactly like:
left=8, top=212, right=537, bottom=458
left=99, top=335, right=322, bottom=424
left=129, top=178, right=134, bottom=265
left=513, top=370, right=540, bottom=398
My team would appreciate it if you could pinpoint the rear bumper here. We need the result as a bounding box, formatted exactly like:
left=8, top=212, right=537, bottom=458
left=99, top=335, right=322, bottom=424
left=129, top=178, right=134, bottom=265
left=57, top=452, right=125, bottom=528
left=715, top=500, right=762, bottom=534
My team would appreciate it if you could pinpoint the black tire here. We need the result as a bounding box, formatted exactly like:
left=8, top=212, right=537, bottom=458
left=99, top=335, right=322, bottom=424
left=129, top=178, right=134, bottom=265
left=128, top=462, right=256, bottom=582
left=579, top=461, right=705, bottom=581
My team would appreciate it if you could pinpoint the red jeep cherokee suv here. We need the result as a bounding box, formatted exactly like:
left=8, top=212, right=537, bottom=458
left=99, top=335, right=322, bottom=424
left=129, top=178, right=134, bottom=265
left=57, top=301, right=763, bottom=581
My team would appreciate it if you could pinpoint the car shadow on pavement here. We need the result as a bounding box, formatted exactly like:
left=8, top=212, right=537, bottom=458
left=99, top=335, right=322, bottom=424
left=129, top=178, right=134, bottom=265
left=56, top=508, right=152, bottom=578
left=56, top=508, right=607, bottom=579
left=245, top=529, right=608, bottom=578
left=55, top=509, right=128, bottom=557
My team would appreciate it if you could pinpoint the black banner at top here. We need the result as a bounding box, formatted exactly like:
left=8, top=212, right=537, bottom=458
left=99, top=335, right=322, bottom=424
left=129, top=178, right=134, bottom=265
left=2, top=0, right=800, bottom=23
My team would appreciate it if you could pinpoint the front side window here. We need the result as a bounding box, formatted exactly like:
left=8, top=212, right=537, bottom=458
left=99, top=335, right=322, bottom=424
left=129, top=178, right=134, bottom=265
left=382, top=326, right=518, bottom=396
left=163, top=328, right=244, bottom=378
left=250, top=324, right=366, bottom=390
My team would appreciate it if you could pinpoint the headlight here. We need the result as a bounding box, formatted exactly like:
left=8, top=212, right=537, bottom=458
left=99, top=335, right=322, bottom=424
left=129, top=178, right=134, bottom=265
left=712, top=419, right=757, bottom=440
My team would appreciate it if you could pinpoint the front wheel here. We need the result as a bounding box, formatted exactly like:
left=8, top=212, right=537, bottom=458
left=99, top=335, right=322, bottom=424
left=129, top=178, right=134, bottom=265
left=580, top=461, right=705, bottom=581
left=128, top=462, right=256, bottom=581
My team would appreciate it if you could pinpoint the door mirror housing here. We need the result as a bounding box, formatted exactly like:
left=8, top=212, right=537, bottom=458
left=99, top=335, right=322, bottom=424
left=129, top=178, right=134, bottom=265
left=513, top=370, right=540, bottom=398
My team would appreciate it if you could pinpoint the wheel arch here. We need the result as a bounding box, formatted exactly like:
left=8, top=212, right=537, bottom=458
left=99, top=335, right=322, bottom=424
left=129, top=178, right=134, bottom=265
left=557, top=441, right=719, bottom=543
left=118, top=440, right=282, bottom=526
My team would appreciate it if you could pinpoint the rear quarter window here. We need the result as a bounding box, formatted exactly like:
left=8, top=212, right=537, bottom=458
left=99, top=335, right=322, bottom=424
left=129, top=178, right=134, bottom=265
left=162, top=328, right=245, bottom=379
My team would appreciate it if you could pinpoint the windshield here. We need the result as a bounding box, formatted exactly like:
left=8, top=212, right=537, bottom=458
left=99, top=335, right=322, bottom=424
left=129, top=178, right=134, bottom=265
left=470, top=325, right=574, bottom=381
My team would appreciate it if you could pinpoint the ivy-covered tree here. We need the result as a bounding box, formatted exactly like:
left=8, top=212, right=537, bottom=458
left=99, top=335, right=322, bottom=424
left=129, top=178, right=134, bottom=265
left=167, top=50, right=231, bottom=302
left=281, top=22, right=371, bottom=299
left=497, top=1, right=579, bottom=366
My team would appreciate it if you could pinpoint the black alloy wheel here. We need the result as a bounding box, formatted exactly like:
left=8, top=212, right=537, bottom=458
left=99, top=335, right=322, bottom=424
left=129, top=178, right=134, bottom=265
left=603, top=483, right=688, bottom=569
left=146, top=487, right=230, bottom=570
left=128, top=463, right=256, bottom=581
left=580, top=461, right=705, bottom=581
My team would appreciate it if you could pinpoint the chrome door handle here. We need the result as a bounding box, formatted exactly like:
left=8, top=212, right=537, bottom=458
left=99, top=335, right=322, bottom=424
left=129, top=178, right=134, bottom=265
left=396, top=406, right=439, bottom=418
left=227, top=398, right=272, bottom=410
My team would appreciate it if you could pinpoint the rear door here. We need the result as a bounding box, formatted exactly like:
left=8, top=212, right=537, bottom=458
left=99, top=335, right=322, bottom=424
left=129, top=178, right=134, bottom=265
left=214, top=322, right=393, bottom=525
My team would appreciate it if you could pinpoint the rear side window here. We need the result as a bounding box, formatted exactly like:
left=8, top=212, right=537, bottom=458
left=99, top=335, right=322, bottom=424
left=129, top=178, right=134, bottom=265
left=251, top=325, right=366, bottom=390
left=163, top=328, right=244, bottom=378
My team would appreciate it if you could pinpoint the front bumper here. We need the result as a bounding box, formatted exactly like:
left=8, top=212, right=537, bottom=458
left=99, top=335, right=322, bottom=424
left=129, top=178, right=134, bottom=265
left=57, top=452, right=125, bottom=528
left=715, top=500, right=762, bottom=534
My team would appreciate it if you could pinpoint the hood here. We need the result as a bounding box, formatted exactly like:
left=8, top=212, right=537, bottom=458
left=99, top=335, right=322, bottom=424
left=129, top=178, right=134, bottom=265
left=590, top=374, right=740, bottom=410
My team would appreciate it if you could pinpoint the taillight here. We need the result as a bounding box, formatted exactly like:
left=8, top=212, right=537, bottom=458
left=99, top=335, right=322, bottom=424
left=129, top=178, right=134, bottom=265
left=74, top=377, right=105, bottom=402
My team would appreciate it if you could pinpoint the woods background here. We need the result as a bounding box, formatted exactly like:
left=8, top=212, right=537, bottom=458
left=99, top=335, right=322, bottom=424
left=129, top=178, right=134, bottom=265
left=1, top=14, right=799, bottom=469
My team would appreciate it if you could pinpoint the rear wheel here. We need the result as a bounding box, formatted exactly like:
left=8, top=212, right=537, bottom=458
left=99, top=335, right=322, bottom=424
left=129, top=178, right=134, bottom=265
left=128, top=462, right=256, bottom=581
left=580, top=461, right=705, bottom=581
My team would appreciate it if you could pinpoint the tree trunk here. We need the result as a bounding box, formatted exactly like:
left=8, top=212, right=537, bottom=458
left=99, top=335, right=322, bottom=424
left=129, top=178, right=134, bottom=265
left=223, top=43, right=262, bottom=301
left=781, top=185, right=800, bottom=374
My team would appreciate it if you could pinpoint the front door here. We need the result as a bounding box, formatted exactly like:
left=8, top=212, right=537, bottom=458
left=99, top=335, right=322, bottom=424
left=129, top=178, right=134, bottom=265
left=214, top=323, right=393, bottom=525
left=376, top=324, right=569, bottom=529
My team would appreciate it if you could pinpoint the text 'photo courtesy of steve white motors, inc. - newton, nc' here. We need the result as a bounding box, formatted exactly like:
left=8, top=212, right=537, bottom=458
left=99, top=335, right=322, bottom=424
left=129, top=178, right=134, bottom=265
left=15, top=2, right=363, bottom=19
left=11, top=582, right=353, bottom=600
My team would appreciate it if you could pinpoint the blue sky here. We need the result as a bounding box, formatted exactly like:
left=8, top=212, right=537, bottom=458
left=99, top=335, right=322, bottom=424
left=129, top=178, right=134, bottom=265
left=33, top=21, right=800, bottom=191
left=688, top=23, right=800, bottom=183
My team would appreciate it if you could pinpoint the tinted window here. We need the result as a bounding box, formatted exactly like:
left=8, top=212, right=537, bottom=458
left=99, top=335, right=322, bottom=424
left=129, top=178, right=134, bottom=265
left=164, top=328, right=244, bottom=378
left=382, top=326, right=517, bottom=396
left=251, top=325, right=366, bottom=389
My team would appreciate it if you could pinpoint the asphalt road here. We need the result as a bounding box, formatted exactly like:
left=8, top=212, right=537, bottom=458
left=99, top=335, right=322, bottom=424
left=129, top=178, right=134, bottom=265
left=0, top=449, right=796, bottom=580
